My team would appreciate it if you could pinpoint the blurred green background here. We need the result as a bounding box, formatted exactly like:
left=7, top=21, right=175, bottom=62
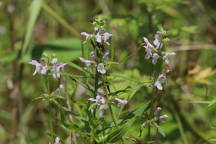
left=0, top=0, right=216, bottom=143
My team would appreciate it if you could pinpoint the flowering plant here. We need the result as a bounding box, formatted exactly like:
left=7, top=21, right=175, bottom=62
left=29, top=18, right=175, bottom=144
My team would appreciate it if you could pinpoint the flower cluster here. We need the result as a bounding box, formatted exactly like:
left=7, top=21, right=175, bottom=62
left=81, top=28, right=112, bottom=45
left=143, top=31, right=176, bottom=65
left=154, top=107, right=168, bottom=121
left=29, top=57, right=66, bottom=79
left=88, top=88, right=128, bottom=111
left=143, top=31, right=176, bottom=90
left=79, top=50, right=108, bottom=74
left=88, top=88, right=108, bottom=110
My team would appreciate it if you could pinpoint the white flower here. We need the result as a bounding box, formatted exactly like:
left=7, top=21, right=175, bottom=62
left=97, top=63, right=106, bottom=74
left=152, top=53, right=159, bottom=64
left=55, top=136, right=60, bottom=144
left=163, top=52, right=176, bottom=65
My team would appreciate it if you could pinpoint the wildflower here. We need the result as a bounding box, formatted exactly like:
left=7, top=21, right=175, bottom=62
left=115, top=98, right=128, bottom=106
left=88, top=89, right=108, bottom=110
left=153, top=31, right=163, bottom=49
left=103, top=32, right=112, bottom=45
left=152, top=53, right=159, bottom=64
left=90, top=51, right=96, bottom=60
left=154, top=107, right=162, bottom=116
left=143, top=37, right=153, bottom=59
left=81, top=32, right=92, bottom=44
left=96, top=32, right=102, bottom=43
left=29, top=60, right=48, bottom=76
left=51, top=63, right=67, bottom=79
left=154, top=69, right=170, bottom=90
left=143, top=37, right=153, bottom=48
left=50, top=58, right=58, bottom=64
left=102, top=50, right=110, bottom=60
left=163, top=52, right=176, bottom=65
left=55, top=137, right=60, bottom=144
left=159, top=114, right=168, bottom=119
left=79, top=57, right=95, bottom=68
left=55, top=84, right=64, bottom=96
left=97, top=63, right=106, bottom=74
left=154, top=107, right=168, bottom=121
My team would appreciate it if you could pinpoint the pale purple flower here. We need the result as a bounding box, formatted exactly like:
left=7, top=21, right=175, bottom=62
left=163, top=52, right=176, bottom=65
left=79, top=57, right=95, bottom=67
left=143, top=37, right=153, bottom=59
left=51, top=58, right=58, bottom=64
left=81, top=32, right=92, bottom=44
left=55, top=84, right=64, bottom=96
left=144, top=46, right=152, bottom=59
left=143, top=37, right=153, bottom=48
left=90, top=51, right=96, bottom=60
left=40, top=65, right=48, bottom=75
left=88, top=88, right=108, bottom=110
left=153, top=31, right=163, bottom=49
left=51, top=63, right=67, bottom=78
left=97, top=63, right=106, bottom=74
left=152, top=53, right=159, bottom=64
left=96, top=32, right=102, bottom=43
left=154, top=69, right=170, bottom=90
left=115, top=98, right=128, bottom=106
left=29, top=60, right=48, bottom=76
left=55, top=136, right=60, bottom=144
left=102, top=50, right=110, bottom=60
left=29, top=60, right=41, bottom=76
left=159, top=114, right=168, bottom=119
left=94, top=27, right=99, bottom=33
left=103, top=32, right=112, bottom=45
left=88, top=95, right=108, bottom=110
left=154, top=107, right=162, bottom=116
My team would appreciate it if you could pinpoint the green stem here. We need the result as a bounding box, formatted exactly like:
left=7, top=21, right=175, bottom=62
left=173, top=108, right=188, bottom=144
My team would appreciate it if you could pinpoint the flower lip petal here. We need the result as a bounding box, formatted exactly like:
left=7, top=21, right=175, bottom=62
left=29, top=60, right=41, bottom=66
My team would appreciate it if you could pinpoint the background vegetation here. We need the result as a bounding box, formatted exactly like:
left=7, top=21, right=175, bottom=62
left=0, top=0, right=216, bottom=143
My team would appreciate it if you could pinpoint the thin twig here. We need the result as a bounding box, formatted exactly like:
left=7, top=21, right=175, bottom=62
left=42, top=3, right=82, bottom=40
left=62, top=68, right=77, bottom=144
